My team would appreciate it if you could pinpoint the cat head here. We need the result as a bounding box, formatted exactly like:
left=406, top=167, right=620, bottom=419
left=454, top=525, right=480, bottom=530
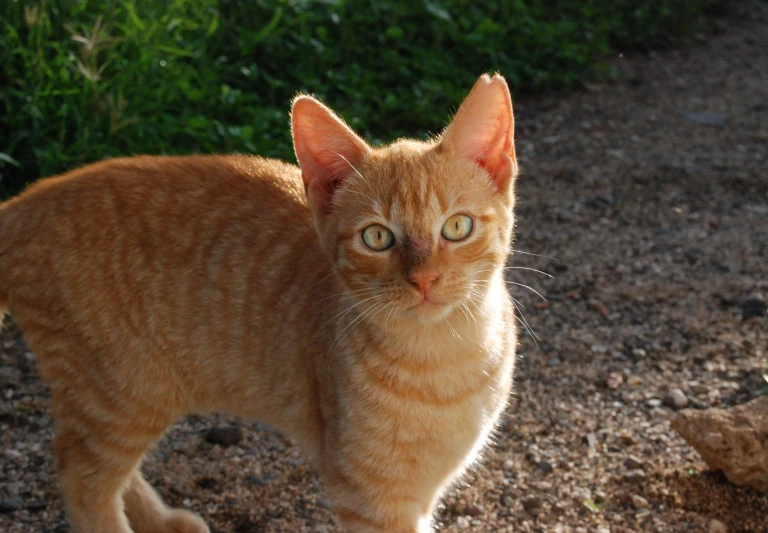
left=291, top=74, right=518, bottom=323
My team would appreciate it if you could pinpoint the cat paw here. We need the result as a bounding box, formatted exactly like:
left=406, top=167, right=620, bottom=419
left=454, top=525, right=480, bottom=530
left=163, top=509, right=210, bottom=533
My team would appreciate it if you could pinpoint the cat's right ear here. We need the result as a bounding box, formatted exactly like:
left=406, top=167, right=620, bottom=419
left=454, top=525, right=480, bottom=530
left=291, top=96, right=371, bottom=214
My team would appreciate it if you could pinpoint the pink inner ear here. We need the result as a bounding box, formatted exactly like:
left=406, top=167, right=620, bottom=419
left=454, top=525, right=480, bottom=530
left=291, top=96, right=370, bottom=213
left=443, top=75, right=516, bottom=191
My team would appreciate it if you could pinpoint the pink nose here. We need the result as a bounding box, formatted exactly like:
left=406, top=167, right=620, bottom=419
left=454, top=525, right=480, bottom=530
left=409, top=272, right=438, bottom=296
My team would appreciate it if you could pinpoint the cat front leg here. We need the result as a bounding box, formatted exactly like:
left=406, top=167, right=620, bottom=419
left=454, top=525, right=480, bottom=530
left=321, top=466, right=437, bottom=533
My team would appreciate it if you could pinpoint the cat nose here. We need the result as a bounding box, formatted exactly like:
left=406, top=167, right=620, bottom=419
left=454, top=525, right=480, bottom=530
left=409, top=271, right=438, bottom=296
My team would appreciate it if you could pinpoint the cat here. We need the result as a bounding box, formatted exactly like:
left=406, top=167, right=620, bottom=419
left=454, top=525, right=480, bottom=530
left=0, top=73, right=519, bottom=533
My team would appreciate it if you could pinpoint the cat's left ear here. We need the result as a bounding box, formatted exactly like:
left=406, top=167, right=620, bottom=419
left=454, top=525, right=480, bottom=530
left=441, top=74, right=517, bottom=194
left=291, top=95, right=371, bottom=214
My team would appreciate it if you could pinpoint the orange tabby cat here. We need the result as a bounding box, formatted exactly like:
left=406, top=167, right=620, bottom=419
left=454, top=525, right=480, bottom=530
left=0, top=73, right=518, bottom=533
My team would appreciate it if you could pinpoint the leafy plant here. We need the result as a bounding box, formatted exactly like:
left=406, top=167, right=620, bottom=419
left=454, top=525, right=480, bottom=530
left=0, top=0, right=730, bottom=196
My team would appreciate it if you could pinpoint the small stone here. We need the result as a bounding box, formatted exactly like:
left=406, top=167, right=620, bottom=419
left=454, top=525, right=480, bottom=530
left=3, top=449, right=23, bottom=461
left=464, top=504, right=482, bottom=517
left=664, top=389, right=689, bottom=410
left=618, top=431, right=636, bottom=446
left=631, top=494, right=649, bottom=509
left=682, top=112, right=728, bottom=126
left=604, top=372, right=624, bottom=390
left=646, top=398, right=662, bottom=408
left=522, top=496, right=542, bottom=512
left=624, top=455, right=645, bottom=470
left=691, top=384, right=711, bottom=395
left=625, top=469, right=646, bottom=482
left=205, top=425, right=243, bottom=446
left=709, top=519, right=728, bottom=533
left=316, top=497, right=333, bottom=510
left=584, top=432, right=598, bottom=451
left=313, top=525, right=329, bottom=533
left=455, top=516, right=470, bottom=528
left=245, top=475, right=268, bottom=486
left=26, top=500, right=46, bottom=512
left=538, top=460, right=554, bottom=474
left=593, top=490, right=607, bottom=504
left=738, top=296, right=766, bottom=319
left=0, top=497, right=24, bottom=514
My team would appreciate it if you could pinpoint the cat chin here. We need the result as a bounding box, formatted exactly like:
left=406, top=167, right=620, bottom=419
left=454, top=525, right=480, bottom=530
left=402, top=300, right=455, bottom=324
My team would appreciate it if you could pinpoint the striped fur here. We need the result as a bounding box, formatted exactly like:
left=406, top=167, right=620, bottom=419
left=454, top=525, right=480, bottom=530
left=0, top=74, right=518, bottom=533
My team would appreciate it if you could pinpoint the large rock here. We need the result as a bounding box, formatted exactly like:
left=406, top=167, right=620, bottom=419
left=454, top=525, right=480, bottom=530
left=671, top=396, right=768, bottom=493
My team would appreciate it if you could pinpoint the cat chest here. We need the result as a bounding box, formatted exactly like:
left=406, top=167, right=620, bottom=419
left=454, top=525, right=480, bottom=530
left=349, top=353, right=513, bottom=455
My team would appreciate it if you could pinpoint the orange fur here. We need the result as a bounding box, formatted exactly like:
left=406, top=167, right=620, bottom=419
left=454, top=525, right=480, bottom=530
left=0, top=74, right=519, bottom=533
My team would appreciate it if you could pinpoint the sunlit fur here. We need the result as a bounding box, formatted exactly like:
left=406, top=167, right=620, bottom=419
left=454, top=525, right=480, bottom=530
left=0, top=74, right=518, bottom=533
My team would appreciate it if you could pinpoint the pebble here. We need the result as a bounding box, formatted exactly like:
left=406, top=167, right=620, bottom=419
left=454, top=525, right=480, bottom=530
left=0, top=497, right=24, bottom=514
left=625, top=469, right=646, bottom=482
left=313, top=525, right=329, bottom=533
left=316, top=498, right=333, bottom=510
left=682, top=112, right=729, bottom=126
left=205, top=425, right=243, bottom=446
left=623, top=455, right=645, bottom=469
left=26, top=500, right=46, bottom=512
left=691, top=384, right=711, bottom=395
left=464, top=504, right=482, bottom=517
left=584, top=432, right=598, bottom=451
left=538, top=460, right=554, bottom=474
left=738, top=295, right=766, bottom=319
left=455, top=516, right=470, bottom=528
left=522, top=496, right=542, bottom=512
left=631, top=494, right=649, bottom=509
left=3, top=449, right=23, bottom=461
left=664, top=389, right=689, bottom=409
left=646, top=398, right=662, bottom=408
left=593, top=490, right=606, bottom=504
left=709, top=519, right=728, bottom=533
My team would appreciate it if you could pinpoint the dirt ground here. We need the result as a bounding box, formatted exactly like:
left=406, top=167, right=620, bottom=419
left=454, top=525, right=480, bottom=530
left=1, top=7, right=767, bottom=533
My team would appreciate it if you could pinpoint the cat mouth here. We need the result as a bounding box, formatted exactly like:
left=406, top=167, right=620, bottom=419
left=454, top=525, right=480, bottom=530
left=404, top=297, right=454, bottom=322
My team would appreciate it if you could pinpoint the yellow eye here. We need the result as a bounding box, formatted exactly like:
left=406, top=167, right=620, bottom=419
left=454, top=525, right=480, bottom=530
left=362, top=224, right=395, bottom=251
left=441, top=214, right=473, bottom=241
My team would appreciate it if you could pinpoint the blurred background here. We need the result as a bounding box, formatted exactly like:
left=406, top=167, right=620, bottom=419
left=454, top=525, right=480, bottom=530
left=0, top=0, right=731, bottom=197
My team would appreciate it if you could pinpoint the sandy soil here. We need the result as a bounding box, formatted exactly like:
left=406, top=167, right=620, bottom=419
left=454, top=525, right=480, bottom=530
left=1, top=7, right=767, bottom=533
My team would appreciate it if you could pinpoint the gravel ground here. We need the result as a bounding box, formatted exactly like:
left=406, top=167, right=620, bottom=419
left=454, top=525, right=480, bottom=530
left=1, top=7, right=767, bottom=533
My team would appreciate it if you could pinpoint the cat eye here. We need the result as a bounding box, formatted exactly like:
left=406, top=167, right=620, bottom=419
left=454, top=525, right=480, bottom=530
left=362, top=224, right=395, bottom=251
left=441, top=214, right=473, bottom=242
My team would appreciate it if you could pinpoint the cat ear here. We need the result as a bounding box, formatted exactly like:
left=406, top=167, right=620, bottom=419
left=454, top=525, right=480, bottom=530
left=441, top=74, right=517, bottom=193
left=291, top=96, right=371, bottom=213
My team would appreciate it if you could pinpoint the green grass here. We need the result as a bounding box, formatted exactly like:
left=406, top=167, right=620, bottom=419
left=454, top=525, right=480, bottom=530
left=0, top=0, right=729, bottom=197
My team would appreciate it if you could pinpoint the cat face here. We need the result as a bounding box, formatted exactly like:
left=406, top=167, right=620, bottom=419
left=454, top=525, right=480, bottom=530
left=328, top=141, right=514, bottom=322
left=292, top=74, right=517, bottom=323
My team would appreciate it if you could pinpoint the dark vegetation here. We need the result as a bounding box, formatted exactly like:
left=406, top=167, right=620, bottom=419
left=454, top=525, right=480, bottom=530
left=0, top=0, right=729, bottom=196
